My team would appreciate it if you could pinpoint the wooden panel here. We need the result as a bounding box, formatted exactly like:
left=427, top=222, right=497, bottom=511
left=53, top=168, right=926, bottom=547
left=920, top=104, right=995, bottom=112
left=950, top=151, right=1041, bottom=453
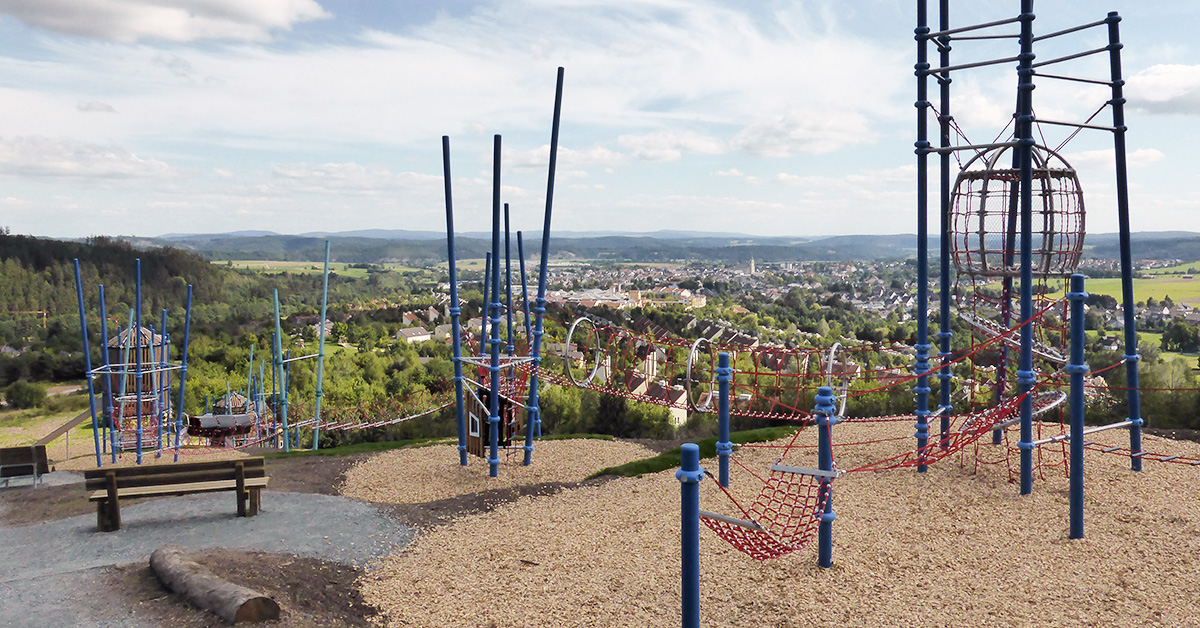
left=84, top=457, right=264, bottom=481
left=88, top=477, right=269, bottom=501
left=85, top=467, right=267, bottom=491
left=0, top=445, right=49, bottom=478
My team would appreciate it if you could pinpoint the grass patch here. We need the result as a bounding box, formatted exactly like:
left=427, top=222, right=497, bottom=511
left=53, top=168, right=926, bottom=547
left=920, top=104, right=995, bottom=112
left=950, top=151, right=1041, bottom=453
left=265, top=433, right=614, bottom=459
left=537, top=433, right=614, bottom=442
left=589, top=425, right=800, bottom=479
left=262, top=436, right=453, bottom=459
left=1046, top=276, right=1200, bottom=306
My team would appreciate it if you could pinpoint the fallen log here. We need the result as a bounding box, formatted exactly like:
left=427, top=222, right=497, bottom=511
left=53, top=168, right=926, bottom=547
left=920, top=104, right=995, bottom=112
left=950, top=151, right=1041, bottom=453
left=149, top=545, right=281, bottom=624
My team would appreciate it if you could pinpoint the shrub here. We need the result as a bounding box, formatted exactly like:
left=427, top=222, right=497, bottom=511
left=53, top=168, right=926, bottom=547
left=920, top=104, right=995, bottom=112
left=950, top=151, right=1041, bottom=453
left=4, top=380, right=46, bottom=409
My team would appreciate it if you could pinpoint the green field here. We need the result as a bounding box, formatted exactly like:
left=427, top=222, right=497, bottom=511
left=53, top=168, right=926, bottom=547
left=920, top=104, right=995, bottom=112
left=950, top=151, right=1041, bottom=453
left=217, top=260, right=429, bottom=278
left=1145, top=261, right=1200, bottom=275
left=1046, top=275, right=1200, bottom=306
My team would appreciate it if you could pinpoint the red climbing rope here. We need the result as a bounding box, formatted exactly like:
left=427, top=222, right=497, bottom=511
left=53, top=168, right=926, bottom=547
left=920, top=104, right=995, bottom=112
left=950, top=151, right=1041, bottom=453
left=700, top=465, right=831, bottom=561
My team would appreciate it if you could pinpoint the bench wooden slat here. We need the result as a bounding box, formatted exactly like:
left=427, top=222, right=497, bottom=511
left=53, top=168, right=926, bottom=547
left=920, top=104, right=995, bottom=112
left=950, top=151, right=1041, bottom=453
left=87, top=477, right=269, bottom=501
left=0, top=445, right=50, bottom=481
left=85, top=467, right=266, bottom=491
left=83, top=458, right=264, bottom=481
left=88, top=457, right=268, bottom=531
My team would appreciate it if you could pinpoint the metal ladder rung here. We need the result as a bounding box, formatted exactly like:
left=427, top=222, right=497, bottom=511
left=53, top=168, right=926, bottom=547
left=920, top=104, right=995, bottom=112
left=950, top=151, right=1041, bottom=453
left=770, top=463, right=839, bottom=479
left=699, top=510, right=763, bottom=531
left=1131, top=451, right=1147, bottom=458
left=1160, top=455, right=1179, bottom=462
left=1102, top=446, right=1122, bottom=453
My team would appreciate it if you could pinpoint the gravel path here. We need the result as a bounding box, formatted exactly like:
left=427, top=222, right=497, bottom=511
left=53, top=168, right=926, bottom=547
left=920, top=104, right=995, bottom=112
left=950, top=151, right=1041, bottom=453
left=0, top=488, right=416, bottom=628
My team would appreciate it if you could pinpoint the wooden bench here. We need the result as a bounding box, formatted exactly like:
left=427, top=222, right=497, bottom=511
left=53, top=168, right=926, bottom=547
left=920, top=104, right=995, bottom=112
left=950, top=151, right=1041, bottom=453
left=0, top=445, right=50, bottom=488
left=83, top=457, right=269, bottom=532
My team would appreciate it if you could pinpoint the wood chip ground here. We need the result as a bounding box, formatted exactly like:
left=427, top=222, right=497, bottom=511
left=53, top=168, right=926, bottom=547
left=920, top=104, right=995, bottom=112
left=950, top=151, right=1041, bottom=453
left=346, top=426, right=1200, bottom=627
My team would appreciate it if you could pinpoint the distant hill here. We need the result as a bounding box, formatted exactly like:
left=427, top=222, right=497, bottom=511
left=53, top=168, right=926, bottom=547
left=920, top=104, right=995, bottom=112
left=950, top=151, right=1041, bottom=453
left=115, top=229, right=1200, bottom=265
left=135, top=231, right=913, bottom=264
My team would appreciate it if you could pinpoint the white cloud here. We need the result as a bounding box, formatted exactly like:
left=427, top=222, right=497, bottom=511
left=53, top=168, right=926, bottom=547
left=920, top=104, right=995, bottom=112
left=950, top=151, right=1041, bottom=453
left=730, top=108, right=876, bottom=157
left=506, top=145, right=627, bottom=172
left=1064, top=148, right=1165, bottom=172
left=0, top=136, right=172, bottom=178
left=267, top=162, right=439, bottom=195
left=0, top=0, right=329, bottom=43
left=617, top=131, right=724, bottom=162
left=1128, top=64, right=1200, bottom=115
left=76, top=101, right=116, bottom=113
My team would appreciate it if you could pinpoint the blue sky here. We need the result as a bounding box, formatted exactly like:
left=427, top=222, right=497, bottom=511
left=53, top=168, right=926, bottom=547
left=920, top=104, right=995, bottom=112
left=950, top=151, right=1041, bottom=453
left=0, top=0, right=1196, bottom=239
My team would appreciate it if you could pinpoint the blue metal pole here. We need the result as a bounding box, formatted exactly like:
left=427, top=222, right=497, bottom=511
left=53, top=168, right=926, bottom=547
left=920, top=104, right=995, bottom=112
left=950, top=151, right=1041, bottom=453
left=677, top=442, right=704, bottom=628
left=287, top=349, right=296, bottom=445
left=156, top=308, right=168, bottom=456
left=98, top=285, right=115, bottom=463
left=72, top=259, right=104, bottom=468
left=480, top=252, right=492, bottom=355
left=163, top=332, right=171, bottom=450
left=936, top=0, right=954, bottom=448
left=174, top=286, right=193, bottom=462
left=1016, top=0, right=1037, bottom=496
left=1067, top=274, right=1089, bottom=538
left=246, top=343, right=254, bottom=411
left=516, top=231, right=540, bottom=453
left=526, top=66, right=565, bottom=460
left=913, top=0, right=932, bottom=473
left=716, top=352, right=732, bottom=487
left=996, top=176, right=1020, bottom=445
left=1107, top=12, right=1143, bottom=471
left=517, top=231, right=534, bottom=349
left=487, top=134, right=504, bottom=478
left=313, top=241, right=330, bottom=451
left=815, top=385, right=837, bottom=568
left=273, top=289, right=290, bottom=452
left=269, top=333, right=277, bottom=447
left=135, top=258, right=144, bottom=464
left=442, top=136, right=469, bottom=466
left=504, top=203, right=515, bottom=357
left=257, top=361, right=265, bottom=437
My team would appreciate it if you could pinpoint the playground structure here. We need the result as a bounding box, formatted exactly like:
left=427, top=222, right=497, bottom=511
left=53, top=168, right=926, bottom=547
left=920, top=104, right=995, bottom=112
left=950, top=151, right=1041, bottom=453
left=73, top=244, right=333, bottom=466
left=441, top=67, right=565, bottom=477
left=670, top=9, right=1182, bottom=623
left=73, top=257, right=193, bottom=466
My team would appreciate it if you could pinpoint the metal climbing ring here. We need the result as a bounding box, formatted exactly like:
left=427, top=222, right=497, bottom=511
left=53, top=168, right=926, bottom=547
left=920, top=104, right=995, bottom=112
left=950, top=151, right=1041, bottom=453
left=685, top=337, right=717, bottom=413
left=563, top=316, right=605, bottom=387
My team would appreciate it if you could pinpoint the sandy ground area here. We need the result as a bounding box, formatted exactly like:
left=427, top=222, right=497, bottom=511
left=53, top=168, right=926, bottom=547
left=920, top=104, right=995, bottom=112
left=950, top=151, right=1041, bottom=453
left=340, top=439, right=656, bottom=505
left=348, top=423, right=1200, bottom=628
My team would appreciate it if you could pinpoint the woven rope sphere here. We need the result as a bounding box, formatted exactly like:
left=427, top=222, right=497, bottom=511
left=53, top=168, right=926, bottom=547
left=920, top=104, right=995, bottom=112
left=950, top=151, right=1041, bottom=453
left=950, top=144, right=1085, bottom=279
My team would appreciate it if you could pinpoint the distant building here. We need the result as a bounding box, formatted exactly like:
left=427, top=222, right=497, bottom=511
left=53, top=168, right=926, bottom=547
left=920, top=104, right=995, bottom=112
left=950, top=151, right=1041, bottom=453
left=397, top=327, right=432, bottom=344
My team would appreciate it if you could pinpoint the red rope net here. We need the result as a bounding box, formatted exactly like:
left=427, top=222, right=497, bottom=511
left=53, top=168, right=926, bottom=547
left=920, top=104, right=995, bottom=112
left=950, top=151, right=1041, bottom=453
left=700, top=467, right=830, bottom=561
left=849, top=391, right=1029, bottom=472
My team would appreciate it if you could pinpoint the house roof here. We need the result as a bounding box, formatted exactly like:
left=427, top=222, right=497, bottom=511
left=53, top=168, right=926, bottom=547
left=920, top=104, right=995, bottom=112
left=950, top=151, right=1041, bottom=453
left=107, top=326, right=165, bottom=348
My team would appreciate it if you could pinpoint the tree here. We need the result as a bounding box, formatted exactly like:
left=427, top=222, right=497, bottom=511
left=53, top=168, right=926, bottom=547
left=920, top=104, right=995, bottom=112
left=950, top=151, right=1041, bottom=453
left=4, top=380, right=45, bottom=409
left=594, top=394, right=629, bottom=436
